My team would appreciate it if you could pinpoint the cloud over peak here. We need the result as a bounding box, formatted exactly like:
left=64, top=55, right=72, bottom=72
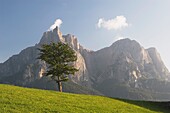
left=97, top=16, right=129, bottom=30
left=48, top=19, right=63, bottom=31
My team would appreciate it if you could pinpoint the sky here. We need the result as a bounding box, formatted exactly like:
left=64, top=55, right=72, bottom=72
left=1, top=0, right=170, bottom=69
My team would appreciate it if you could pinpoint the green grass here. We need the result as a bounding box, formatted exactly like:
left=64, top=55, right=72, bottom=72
left=0, top=84, right=169, bottom=113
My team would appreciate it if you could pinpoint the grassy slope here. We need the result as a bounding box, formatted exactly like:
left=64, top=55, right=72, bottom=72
left=0, top=84, right=169, bottom=113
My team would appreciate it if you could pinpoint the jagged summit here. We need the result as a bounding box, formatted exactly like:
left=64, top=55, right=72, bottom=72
left=0, top=25, right=170, bottom=100
left=47, top=19, right=63, bottom=31
left=63, top=34, right=80, bottom=51
left=39, top=26, right=92, bottom=53
left=39, top=26, right=64, bottom=44
left=111, top=38, right=141, bottom=49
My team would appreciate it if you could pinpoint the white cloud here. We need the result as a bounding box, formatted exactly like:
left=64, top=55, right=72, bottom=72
left=48, top=19, right=63, bottom=31
left=113, top=35, right=126, bottom=42
left=114, top=36, right=125, bottom=41
left=97, top=16, right=129, bottom=30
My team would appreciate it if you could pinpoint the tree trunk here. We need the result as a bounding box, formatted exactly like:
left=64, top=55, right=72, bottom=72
left=57, top=81, right=62, bottom=92
left=57, top=76, right=62, bottom=92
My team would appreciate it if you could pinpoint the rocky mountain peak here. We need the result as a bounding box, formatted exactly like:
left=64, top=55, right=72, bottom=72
left=112, top=38, right=142, bottom=52
left=63, top=34, right=80, bottom=51
left=38, top=28, right=90, bottom=86
left=110, top=38, right=151, bottom=64
left=147, top=47, right=161, bottom=63
left=1, top=26, right=170, bottom=100
left=147, top=47, right=170, bottom=78
left=86, top=38, right=170, bottom=86
left=39, top=26, right=64, bottom=45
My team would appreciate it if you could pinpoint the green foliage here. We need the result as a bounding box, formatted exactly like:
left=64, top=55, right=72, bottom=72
left=38, top=42, right=78, bottom=91
left=0, top=84, right=169, bottom=113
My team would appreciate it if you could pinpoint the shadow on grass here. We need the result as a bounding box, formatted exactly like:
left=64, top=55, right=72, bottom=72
left=116, top=98, right=170, bottom=113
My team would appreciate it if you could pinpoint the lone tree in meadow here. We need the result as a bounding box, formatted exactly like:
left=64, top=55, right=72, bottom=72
left=38, top=42, right=78, bottom=92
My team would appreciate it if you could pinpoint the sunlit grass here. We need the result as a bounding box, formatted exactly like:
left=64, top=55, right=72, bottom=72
left=0, top=84, right=168, bottom=113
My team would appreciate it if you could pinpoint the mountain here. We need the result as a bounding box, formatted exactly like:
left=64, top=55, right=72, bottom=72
left=0, top=26, right=170, bottom=100
left=0, top=27, right=96, bottom=95
left=86, top=39, right=170, bottom=100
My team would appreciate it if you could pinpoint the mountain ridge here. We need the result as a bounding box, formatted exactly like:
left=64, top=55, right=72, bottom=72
left=0, top=26, right=170, bottom=100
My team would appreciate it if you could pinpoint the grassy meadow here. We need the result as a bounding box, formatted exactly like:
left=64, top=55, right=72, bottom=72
left=0, top=84, right=169, bottom=113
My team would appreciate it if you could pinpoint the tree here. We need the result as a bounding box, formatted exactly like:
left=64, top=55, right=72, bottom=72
left=38, top=42, right=78, bottom=92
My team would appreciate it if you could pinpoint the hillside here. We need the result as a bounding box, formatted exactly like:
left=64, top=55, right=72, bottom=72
left=0, top=84, right=169, bottom=113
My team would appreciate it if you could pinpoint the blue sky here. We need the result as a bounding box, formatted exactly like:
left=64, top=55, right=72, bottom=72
left=1, top=0, right=170, bottom=69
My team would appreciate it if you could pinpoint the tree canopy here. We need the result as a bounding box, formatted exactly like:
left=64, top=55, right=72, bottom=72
left=38, top=42, right=78, bottom=92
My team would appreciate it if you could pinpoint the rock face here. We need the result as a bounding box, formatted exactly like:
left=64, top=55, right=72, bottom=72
left=39, top=27, right=64, bottom=44
left=0, top=46, right=46, bottom=85
left=82, top=39, right=170, bottom=100
left=86, top=39, right=170, bottom=84
left=0, top=26, right=170, bottom=100
left=0, top=26, right=90, bottom=87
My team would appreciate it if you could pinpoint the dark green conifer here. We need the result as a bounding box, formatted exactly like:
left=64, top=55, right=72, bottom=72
left=38, top=42, right=78, bottom=92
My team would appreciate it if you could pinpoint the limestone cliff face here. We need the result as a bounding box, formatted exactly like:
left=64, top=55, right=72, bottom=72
left=83, top=38, right=170, bottom=88
left=39, top=27, right=64, bottom=44
left=0, top=46, right=37, bottom=77
left=62, top=34, right=90, bottom=86
left=0, top=26, right=170, bottom=100
left=0, top=26, right=90, bottom=86
left=63, top=34, right=80, bottom=51
left=147, top=48, right=170, bottom=79
left=0, top=46, right=46, bottom=85
left=0, top=28, right=169, bottom=86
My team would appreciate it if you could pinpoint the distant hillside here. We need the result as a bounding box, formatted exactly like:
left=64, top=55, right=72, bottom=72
left=25, top=77, right=102, bottom=95
left=0, top=84, right=169, bottom=113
